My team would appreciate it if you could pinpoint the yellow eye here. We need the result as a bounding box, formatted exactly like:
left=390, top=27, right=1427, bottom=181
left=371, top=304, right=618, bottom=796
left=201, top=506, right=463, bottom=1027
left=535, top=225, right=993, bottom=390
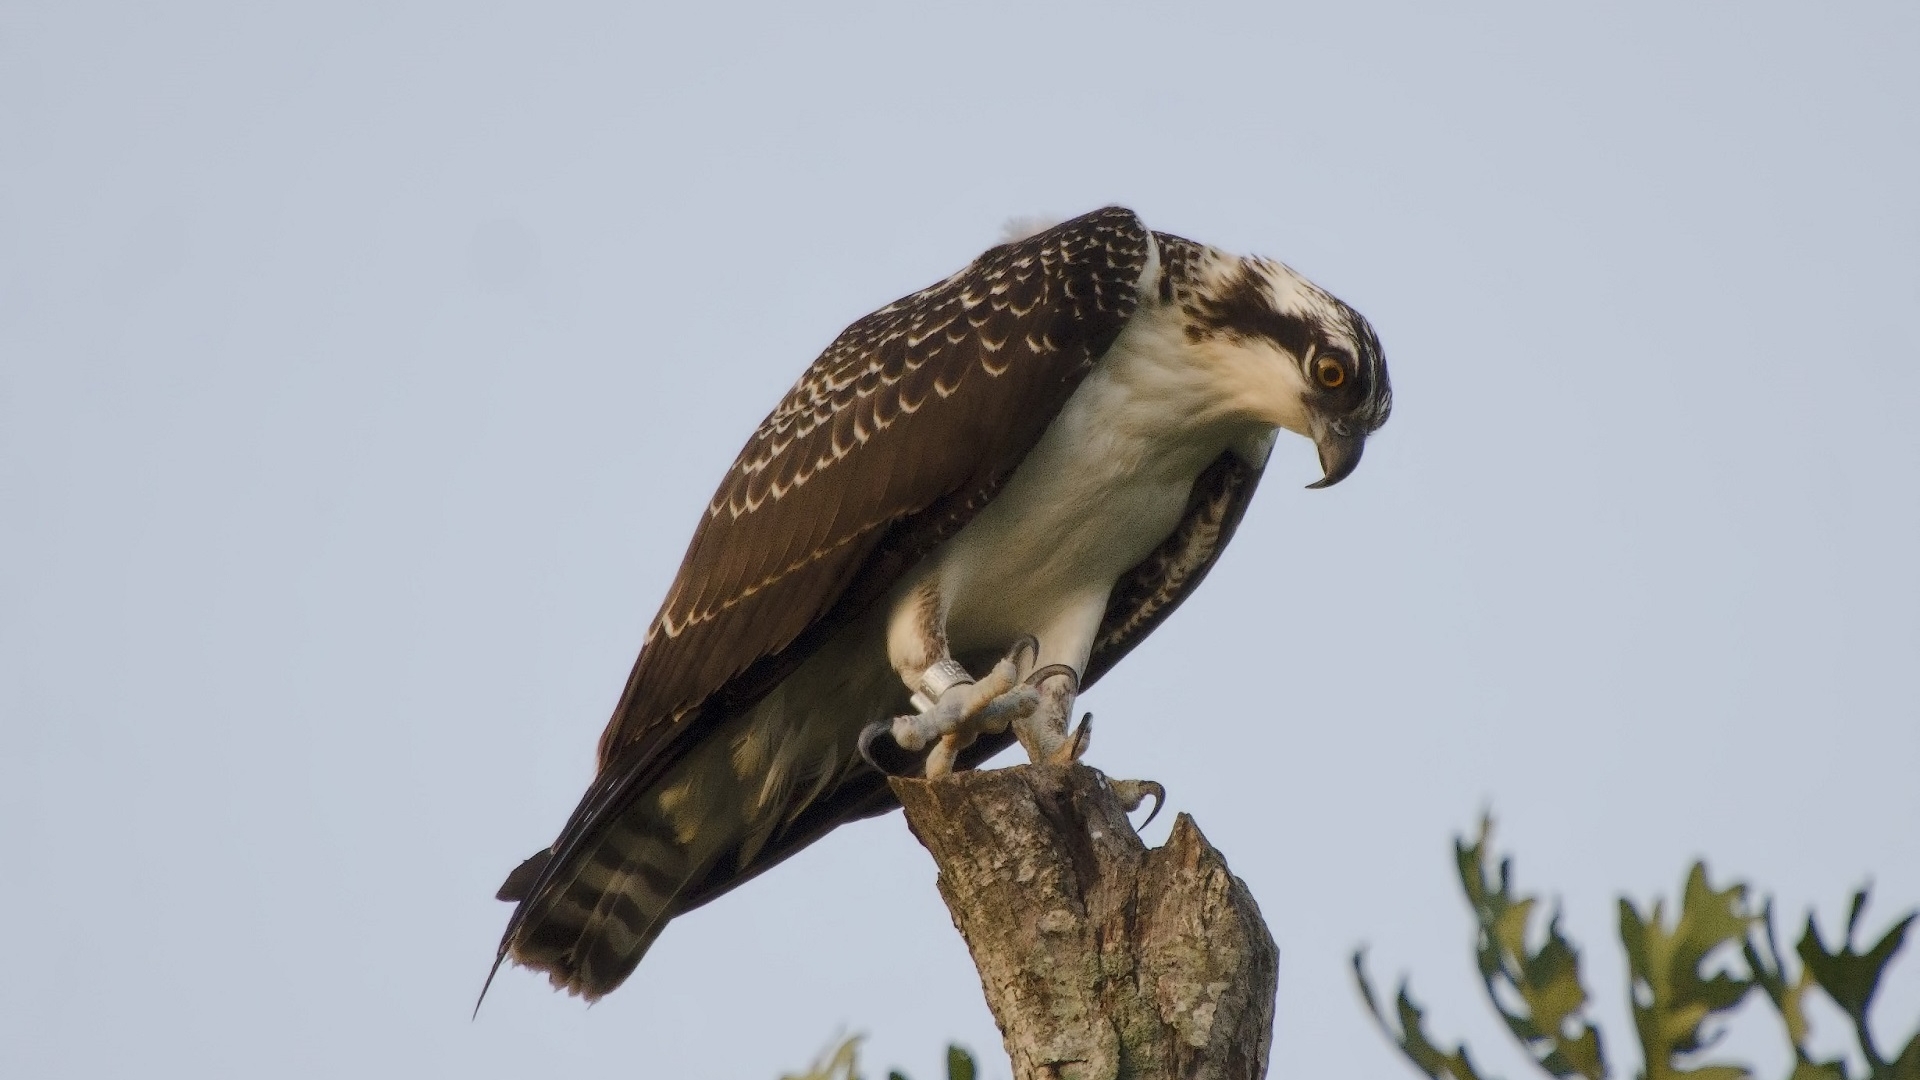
left=1315, top=356, right=1347, bottom=389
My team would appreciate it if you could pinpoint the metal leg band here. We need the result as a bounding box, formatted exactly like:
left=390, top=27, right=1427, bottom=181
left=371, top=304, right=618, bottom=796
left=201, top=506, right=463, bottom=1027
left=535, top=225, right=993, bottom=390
left=911, top=658, right=976, bottom=713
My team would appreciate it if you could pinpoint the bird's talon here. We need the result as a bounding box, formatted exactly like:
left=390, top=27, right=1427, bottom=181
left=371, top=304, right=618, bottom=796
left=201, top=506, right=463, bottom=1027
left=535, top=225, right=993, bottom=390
left=859, top=718, right=924, bottom=777
left=1044, top=711, right=1092, bottom=766
left=1111, top=778, right=1166, bottom=828
left=870, top=645, right=1068, bottom=776
left=857, top=720, right=888, bottom=768
left=1067, top=710, right=1093, bottom=761
left=1023, top=663, right=1079, bottom=692
left=1008, top=634, right=1040, bottom=672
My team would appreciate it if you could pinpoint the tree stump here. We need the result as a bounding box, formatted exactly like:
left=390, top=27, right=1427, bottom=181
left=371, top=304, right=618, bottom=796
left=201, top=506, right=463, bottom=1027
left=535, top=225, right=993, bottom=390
left=890, top=763, right=1278, bottom=1080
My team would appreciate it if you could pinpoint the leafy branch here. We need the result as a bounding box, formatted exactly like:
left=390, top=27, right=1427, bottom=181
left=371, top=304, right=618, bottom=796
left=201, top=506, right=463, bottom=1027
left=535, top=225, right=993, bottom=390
left=1355, top=818, right=1918, bottom=1080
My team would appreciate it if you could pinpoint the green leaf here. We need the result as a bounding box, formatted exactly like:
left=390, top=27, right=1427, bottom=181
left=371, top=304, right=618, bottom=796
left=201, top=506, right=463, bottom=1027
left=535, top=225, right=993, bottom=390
left=1747, top=894, right=1920, bottom=1080
left=945, top=1045, right=976, bottom=1080
left=1796, top=887, right=1918, bottom=1074
left=1799, top=894, right=1913, bottom=1028
left=1743, top=899, right=1815, bottom=1053
left=1354, top=950, right=1499, bottom=1080
left=1454, top=820, right=1608, bottom=1079
left=1618, top=863, right=1756, bottom=1079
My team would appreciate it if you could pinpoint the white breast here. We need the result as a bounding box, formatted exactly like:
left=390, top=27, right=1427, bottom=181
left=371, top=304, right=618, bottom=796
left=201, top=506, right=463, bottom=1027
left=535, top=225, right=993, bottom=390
left=909, top=301, right=1268, bottom=670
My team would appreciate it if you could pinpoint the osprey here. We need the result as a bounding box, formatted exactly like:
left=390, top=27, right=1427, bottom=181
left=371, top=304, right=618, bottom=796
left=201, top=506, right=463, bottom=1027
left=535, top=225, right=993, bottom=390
left=487, top=207, right=1390, bottom=1001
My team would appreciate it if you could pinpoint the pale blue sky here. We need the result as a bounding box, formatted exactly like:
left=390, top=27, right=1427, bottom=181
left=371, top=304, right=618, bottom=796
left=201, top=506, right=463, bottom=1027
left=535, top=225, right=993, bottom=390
left=3, top=3, right=1916, bottom=1078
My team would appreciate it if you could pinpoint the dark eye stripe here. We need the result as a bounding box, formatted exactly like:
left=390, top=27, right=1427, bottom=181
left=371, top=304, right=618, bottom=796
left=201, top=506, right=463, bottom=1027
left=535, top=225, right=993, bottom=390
left=1188, top=263, right=1391, bottom=433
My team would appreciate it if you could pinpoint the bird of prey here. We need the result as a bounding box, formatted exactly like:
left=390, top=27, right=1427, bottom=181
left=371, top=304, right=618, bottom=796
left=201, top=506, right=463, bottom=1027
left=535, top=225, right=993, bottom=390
left=486, top=206, right=1391, bottom=1002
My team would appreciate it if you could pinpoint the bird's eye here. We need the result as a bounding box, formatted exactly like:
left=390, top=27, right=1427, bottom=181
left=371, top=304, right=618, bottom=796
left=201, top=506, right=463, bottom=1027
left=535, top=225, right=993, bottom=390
left=1314, top=356, right=1347, bottom=389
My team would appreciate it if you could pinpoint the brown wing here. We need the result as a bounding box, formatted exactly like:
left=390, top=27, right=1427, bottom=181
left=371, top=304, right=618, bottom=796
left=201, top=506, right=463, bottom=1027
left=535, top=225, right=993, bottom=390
left=673, top=444, right=1268, bottom=913
left=490, top=209, right=1154, bottom=951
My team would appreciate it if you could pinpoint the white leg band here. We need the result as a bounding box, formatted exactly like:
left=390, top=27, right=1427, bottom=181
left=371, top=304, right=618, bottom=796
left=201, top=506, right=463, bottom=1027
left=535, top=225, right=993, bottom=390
left=911, top=658, right=976, bottom=713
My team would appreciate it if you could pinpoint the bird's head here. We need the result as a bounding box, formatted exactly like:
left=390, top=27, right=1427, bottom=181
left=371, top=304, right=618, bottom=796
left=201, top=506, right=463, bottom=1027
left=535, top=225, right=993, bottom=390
left=1180, top=254, right=1392, bottom=488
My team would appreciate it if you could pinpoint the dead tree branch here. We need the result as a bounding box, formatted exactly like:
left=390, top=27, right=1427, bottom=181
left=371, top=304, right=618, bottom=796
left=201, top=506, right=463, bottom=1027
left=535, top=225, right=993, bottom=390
left=891, top=763, right=1278, bottom=1080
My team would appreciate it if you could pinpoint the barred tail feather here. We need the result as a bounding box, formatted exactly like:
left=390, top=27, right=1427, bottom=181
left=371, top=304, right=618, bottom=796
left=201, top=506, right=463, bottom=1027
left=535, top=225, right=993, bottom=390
left=497, top=809, right=712, bottom=1002
left=482, top=690, right=851, bottom=1008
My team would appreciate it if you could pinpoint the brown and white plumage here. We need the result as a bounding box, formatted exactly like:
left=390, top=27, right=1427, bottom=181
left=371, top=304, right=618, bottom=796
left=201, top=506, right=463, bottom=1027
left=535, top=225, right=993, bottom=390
left=486, top=207, right=1390, bottom=1002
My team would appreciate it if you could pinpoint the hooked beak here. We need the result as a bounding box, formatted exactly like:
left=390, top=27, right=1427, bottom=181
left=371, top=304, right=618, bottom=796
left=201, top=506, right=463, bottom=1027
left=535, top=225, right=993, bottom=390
left=1305, top=416, right=1366, bottom=489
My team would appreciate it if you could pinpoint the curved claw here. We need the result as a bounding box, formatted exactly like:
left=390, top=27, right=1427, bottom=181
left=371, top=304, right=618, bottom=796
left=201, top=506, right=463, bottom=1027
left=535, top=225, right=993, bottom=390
left=1067, top=710, right=1093, bottom=761
left=1043, top=710, right=1093, bottom=766
left=1111, top=778, right=1166, bottom=829
left=1007, top=634, right=1040, bottom=671
left=1023, top=663, right=1080, bottom=692
left=858, top=718, right=914, bottom=776
left=856, top=719, right=889, bottom=770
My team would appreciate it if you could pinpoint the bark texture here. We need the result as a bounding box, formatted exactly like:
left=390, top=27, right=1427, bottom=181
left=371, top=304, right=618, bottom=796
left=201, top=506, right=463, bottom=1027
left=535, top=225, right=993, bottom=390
left=891, top=764, right=1278, bottom=1080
